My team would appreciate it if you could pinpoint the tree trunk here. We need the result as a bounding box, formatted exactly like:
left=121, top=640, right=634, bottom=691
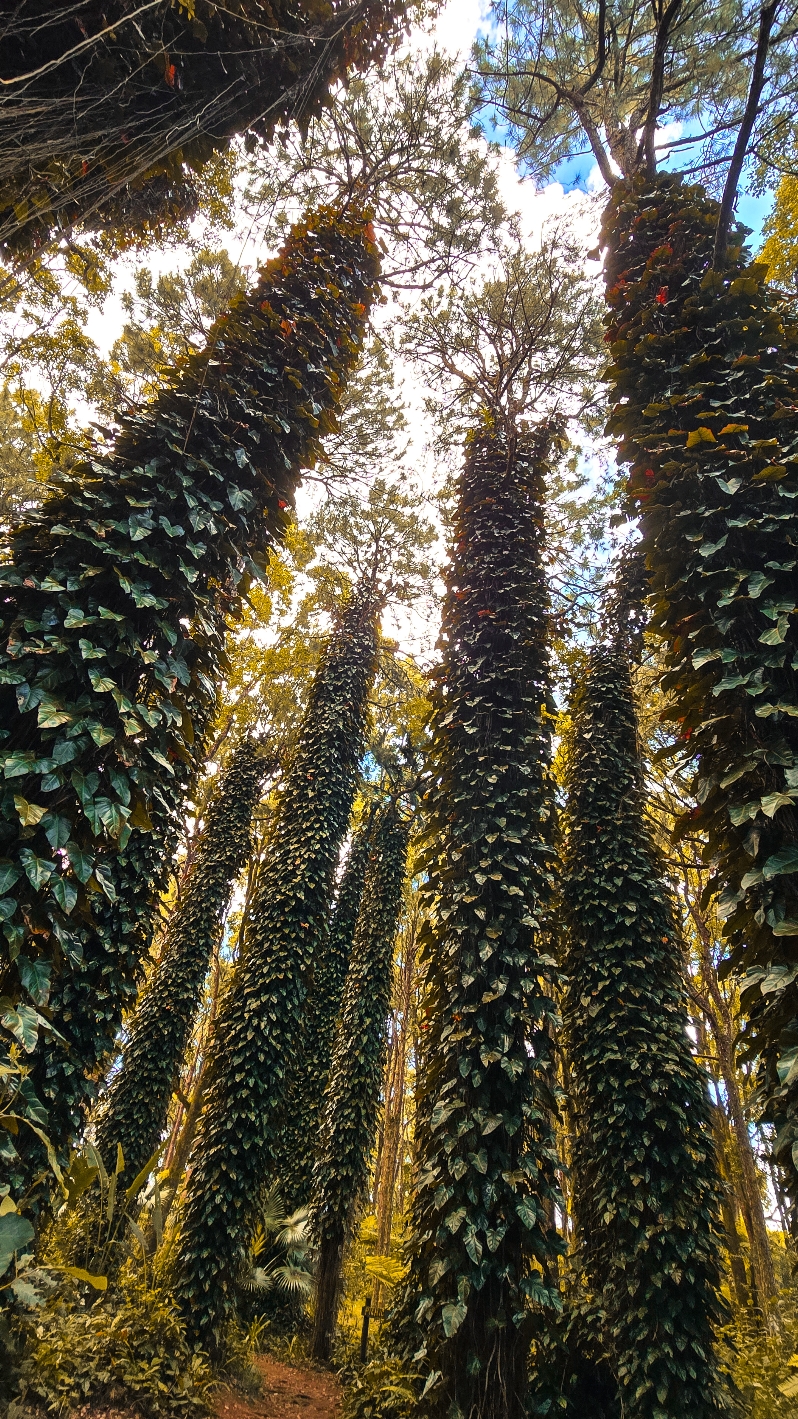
left=686, top=895, right=780, bottom=1315
left=372, top=911, right=416, bottom=1306
left=312, top=1229, right=346, bottom=1362
left=713, top=1024, right=779, bottom=1316
left=710, top=1104, right=751, bottom=1309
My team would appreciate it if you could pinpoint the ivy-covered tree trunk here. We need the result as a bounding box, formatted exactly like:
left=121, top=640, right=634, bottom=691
left=601, top=171, right=798, bottom=1225
left=310, top=801, right=410, bottom=1362
left=562, top=645, right=725, bottom=1419
left=271, top=814, right=373, bottom=1213
left=92, top=736, right=270, bottom=1183
left=171, top=580, right=380, bottom=1353
left=394, top=422, right=563, bottom=1419
left=0, top=0, right=407, bottom=257
left=0, top=209, right=379, bottom=1197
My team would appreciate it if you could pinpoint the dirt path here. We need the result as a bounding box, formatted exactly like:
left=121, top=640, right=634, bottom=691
left=214, top=1356, right=341, bottom=1419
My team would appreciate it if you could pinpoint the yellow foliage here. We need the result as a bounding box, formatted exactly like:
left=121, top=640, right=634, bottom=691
left=760, top=173, right=798, bottom=287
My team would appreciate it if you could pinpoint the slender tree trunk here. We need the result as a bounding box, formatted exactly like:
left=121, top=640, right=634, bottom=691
left=685, top=892, right=780, bottom=1314
left=310, top=804, right=409, bottom=1362
left=714, top=1025, right=779, bottom=1314
left=371, top=919, right=416, bottom=1315
left=710, top=1103, right=751, bottom=1310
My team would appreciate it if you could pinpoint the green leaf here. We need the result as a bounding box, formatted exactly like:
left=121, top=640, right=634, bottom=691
left=0, top=862, right=21, bottom=895
left=87, top=669, right=116, bottom=694
left=2, top=752, right=35, bottom=779
left=19, top=849, right=55, bottom=889
left=441, top=1300, right=467, bottom=1337
left=762, top=846, right=798, bottom=880
left=0, top=1003, right=41, bottom=1052
left=0, top=1212, right=35, bottom=1275
left=36, top=704, right=73, bottom=729
left=43, top=814, right=71, bottom=850
left=17, top=956, right=51, bottom=1007
left=761, top=792, right=795, bottom=817
left=444, top=1207, right=467, bottom=1234
left=65, top=842, right=94, bottom=883
left=51, top=876, right=78, bottom=914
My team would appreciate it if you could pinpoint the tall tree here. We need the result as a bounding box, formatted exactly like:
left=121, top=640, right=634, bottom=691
left=600, top=175, right=798, bottom=1229
left=561, top=645, right=725, bottom=1418
left=171, top=579, right=380, bottom=1353
left=92, top=736, right=271, bottom=1183
left=475, top=1, right=796, bottom=201
left=242, top=51, right=508, bottom=291
left=393, top=422, right=563, bottom=1419
left=476, top=0, right=798, bottom=1226
left=271, top=815, right=373, bottom=1213
left=0, top=0, right=412, bottom=259
left=310, top=800, right=410, bottom=1361
left=0, top=206, right=380, bottom=1198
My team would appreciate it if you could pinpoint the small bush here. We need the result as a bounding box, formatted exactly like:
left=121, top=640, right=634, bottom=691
left=340, top=1354, right=419, bottom=1419
left=10, top=1278, right=212, bottom=1417
left=720, top=1289, right=798, bottom=1419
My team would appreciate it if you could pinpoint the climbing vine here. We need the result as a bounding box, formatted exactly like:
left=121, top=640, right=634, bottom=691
left=92, top=736, right=270, bottom=1183
left=310, top=800, right=410, bottom=1361
left=561, top=646, right=725, bottom=1419
left=0, top=0, right=410, bottom=255
left=601, top=171, right=798, bottom=1221
left=0, top=206, right=380, bottom=1195
left=394, top=422, right=563, bottom=1419
left=272, top=813, right=373, bottom=1212
left=171, top=579, right=380, bottom=1353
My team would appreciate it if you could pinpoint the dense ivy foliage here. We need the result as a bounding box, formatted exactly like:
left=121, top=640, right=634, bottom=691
left=561, top=646, right=725, bottom=1419
left=92, top=736, right=269, bottom=1183
left=602, top=172, right=798, bottom=1220
left=273, top=814, right=373, bottom=1212
left=311, top=801, right=410, bottom=1361
left=394, top=423, right=562, bottom=1419
left=171, top=580, right=380, bottom=1352
left=0, top=206, right=380, bottom=1196
left=0, top=0, right=409, bottom=255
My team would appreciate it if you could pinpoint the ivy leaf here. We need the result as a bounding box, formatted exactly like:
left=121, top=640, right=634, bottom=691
left=0, top=1212, right=35, bottom=1276
left=44, top=814, right=71, bottom=850
left=64, top=842, right=94, bottom=884
left=763, top=847, right=798, bottom=880
left=441, top=1300, right=468, bottom=1338
left=18, top=849, right=55, bottom=889
left=13, top=797, right=46, bottom=827
left=0, top=1002, right=41, bottom=1053
left=51, top=876, right=78, bottom=914
left=37, top=702, right=73, bottom=729
left=17, top=956, right=51, bottom=1007
left=2, top=752, right=36, bottom=779
left=0, top=862, right=21, bottom=895
left=761, top=792, right=795, bottom=818
left=88, top=669, right=116, bottom=694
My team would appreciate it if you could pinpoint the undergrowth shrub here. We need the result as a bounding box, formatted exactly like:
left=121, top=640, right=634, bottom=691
left=340, top=1353, right=418, bottom=1419
left=9, top=1278, right=212, bottom=1416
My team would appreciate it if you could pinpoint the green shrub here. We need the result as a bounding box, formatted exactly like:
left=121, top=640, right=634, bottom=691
left=11, top=1278, right=212, bottom=1416
left=341, top=1354, right=419, bottom=1419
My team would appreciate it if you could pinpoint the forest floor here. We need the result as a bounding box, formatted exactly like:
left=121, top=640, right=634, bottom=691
left=213, top=1356, right=341, bottom=1419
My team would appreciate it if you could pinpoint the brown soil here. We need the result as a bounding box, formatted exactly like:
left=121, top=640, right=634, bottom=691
left=213, top=1356, right=341, bottom=1419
